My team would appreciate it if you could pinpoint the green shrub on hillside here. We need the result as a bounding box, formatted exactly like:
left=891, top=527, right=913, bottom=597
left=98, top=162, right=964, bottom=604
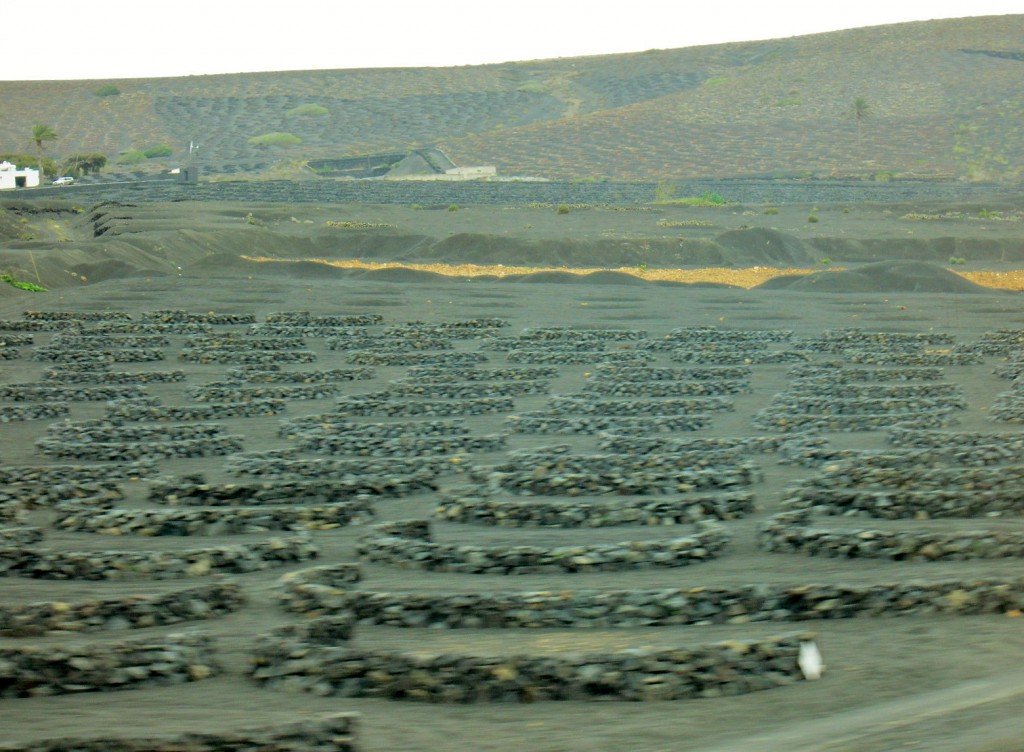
left=249, top=132, right=303, bottom=146
left=116, top=149, right=147, bottom=165
left=287, top=104, right=329, bottom=117
left=656, top=191, right=728, bottom=207
left=94, top=84, right=121, bottom=97
left=143, top=144, right=173, bottom=159
left=1, top=274, right=46, bottom=292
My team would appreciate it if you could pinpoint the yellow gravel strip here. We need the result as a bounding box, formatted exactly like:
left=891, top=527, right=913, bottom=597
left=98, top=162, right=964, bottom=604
left=241, top=256, right=1024, bottom=291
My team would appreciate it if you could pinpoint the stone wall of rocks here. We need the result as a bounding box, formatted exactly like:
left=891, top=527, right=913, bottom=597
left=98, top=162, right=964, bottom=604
left=0, top=714, right=359, bottom=752
left=759, top=510, right=1024, bottom=560
left=406, top=366, right=557, bottom=381
left=505, top=413, right=713, bottom=434
left=225, top=367, right=375, bottom=383
left=42, top=369, right=186, bottom=385
left=0, top=384, right=148, bottom=402
left=333, top=393, right=513, bottom=416
left=296, top=432, right=507, bottom=457
left=278, top=417, right=468, bottom=440
left=787, top=363, right=946, bottom=381
left=249, top=617, right=808, bottom=702
left=179, top=348, right=317, bottom=364
left=433, top=489, right=755, bottom=526
left=142, top=310, right=255, bottom=325
left=0, top=536, right=318, bottom=579
left=0, top=462, right=156, bottom=484
left=386, top=380, right=549, bottom=398
left=506, top=349, right=652, bottom=364
left=105, top=400, right=287, bottom=422
left=0, top=403, right=69, bottom=422
left=32, top=348, right=166, bottom=363
left=276, top=576, right=1024, bottom=627
left=185, top=383, right=341, bottom=401
left=595, top=434, right=784, bottom=455
left=223, top=453, right=447, bottom=484
left=0, top=632, right=218, bottom=698
left=326, top=336, right=454, bottom=351
left=36, top=434, right=244, bottom=461
left=0, top=583, right=245, bottom=635
left=52, top=500, right=375, bottom=535
left=590, top=365, right=753, bottom=381
left=545, top=395, right=733, bottom=415
left=357, top=519, right=730, bottom=573
left=345, top=351, right=486, bottom=367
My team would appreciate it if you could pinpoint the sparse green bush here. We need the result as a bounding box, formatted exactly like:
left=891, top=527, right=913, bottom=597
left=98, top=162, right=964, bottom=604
left=807, top=214, right=819, bottom=223
left=948, top=256, right=967, bottom=265
left=116, top=149, right=147, bottom=165
left=556, top=204, right=570, bottom=215
left=978, top=209, right=1002, bottom=219
left=94, top=84, right=121, bottom=97
left=763, top=207, right=779, bottom=215
left=447, top=204, right=459, bottom=212
left=819, top=257, right=832, bottom=265
left=656, top=191, right=728, bottom=207
left=287, top=104, right=329, bottom=117
left=143, top=144, right=173, bottom=159
left=657, top=219, right=714, bottom=228
left=1, top=273, right=46, bottom=291
left=248, top=132, right=302, bottom=146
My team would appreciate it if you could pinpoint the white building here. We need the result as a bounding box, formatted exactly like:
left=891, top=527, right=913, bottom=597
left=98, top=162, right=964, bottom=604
left=0, top=161, right=40, bottom=190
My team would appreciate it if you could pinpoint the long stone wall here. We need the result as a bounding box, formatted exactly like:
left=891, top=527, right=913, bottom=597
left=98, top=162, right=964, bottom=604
left=356, top=519, right=730, bottom=573
left=249, top=616, right=810, bottom=702
left=0, top=583, right=245, bottom=635
left=0, top=632, right=218, bottom=698
left=0, top=714, right=359, bottom=752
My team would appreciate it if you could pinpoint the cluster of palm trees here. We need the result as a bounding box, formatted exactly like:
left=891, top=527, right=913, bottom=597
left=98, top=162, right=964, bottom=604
left=31, top=123, right=57, bottom=182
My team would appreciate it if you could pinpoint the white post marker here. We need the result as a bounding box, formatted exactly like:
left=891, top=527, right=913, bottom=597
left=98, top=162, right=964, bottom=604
left=798, top=638, right=824, bottom=681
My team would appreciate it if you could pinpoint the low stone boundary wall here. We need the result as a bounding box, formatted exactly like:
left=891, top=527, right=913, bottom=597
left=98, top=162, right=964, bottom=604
left=264, top=311, right=383, bottom=326
left=279, top=417, right=467, bottom=439
left=24, top=310, right=132, bottom=321
left=149, top=477, right=408, bottom=505
left=0, top=536, right=318, bottom=579
left=667, top=349, right=810, bottom=364
left=887, top=428, right=1024, bottom=465
left=545, top=395, right=733, bottom=415
left=386, top=380, right=549, bottom=398
left=0, top=403, right=69, bottom=422
left=845, top=351, right=983, bottom=366
left=334, top=393, right=513, bottom=416
left=761, top=394, right=966, bottom=415
left=434, top=489, right=755, bottom=526
left=796, top=329, right=953, bottom=351
left=345, top=351, right=486, bottom=366
left=296, top=432, right=507, bottom=457
left=505, top=413, right=713, bottom=434
left=0, top=481, right=121, bottom=509
left=0, top=334, right=33, bottom=346
left=505, top=350, right=652, bottom=364
left=105, top=400, right=287, bottom=422
left=0, top=384, right=148, bottom=402
left=786, top=456, right=1024, bottom=494
left=0, top=527, right=43, bottom=544
left=186, top=335, right=307, bottom=350
left=224, top=453, right=446, bottom=481
left=0, top=348, right=19, bottom=360
left=0, top=714, right=359, bottom=752
left=473, top=450, right=760, bottom=496
left=582, top=380, right=750, bottom=396
left=326, top=336, right=454, bottom=351
left=42, top=370, right=186, bottom=384
left=249, top=620, right=806, bottom=702
left=957, top=329, right=1024, bottom=356
left=49, top=334, right=171, bottom=348
left=483, top=339, right=608, bottom=353
left=989, top=391, right=1024, bottom=423
left=357, top=519, right=730, bottom=573
left=790, top=383, right=963, bottom=400
left=277, top=577, right=1024, bottom=627
left=226, top=367, right=375, bottom=383
left=752, top=408, right=956, bottom=432
left=406, top=366, right=557, bottom=380
left=142, top=310, right=255, bottom=325
left=53, top=500, right=375, bottom=535
left=0, top=582, right=245, bottom=635
left=0, top=461, right=156, bottom=484
left=43, top=421, right=228, bottom=442
left=519, top=327, right=649, bottom=341
left=759, top=510, right=1024, bottom=560
left=97, top=321, right=213, bottom=334
left=185, top=383, right=341, bottom=401
left=787, top=363, right=945, bottom=381
left=179, top=348, right=317, bottom=364
left=784, top=486, right=1024, bottom=518
left=36, top=434, right=244, bottom=461
left=0, top=632, right=218, bottom=698
left=595, top=434, right=783, bottom=455
left=31, top=348, right=165, bottom=363
left=591, top=365, right=752, bottom=381
left=663, top=328, right=794, bottom=344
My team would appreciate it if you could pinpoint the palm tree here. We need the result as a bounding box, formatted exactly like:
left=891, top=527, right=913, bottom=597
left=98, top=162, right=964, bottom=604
left=850, top=97, right=870, bottom=145
left=31, top=123, right=57, bottom=184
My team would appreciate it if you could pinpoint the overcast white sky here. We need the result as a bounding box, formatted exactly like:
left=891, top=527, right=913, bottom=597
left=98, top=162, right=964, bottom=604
left=4, top=1, right=1021, bottom=81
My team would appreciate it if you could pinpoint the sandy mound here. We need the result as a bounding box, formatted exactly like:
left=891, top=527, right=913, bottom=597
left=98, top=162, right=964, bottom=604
left=756, top=260, right=1001, bottom=294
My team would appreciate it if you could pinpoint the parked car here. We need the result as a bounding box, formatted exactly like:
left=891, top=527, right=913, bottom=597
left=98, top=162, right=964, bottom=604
left=52, top=176, right=74, bottom=186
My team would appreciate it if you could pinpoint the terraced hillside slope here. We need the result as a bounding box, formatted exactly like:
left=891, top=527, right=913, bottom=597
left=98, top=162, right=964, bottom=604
left=0, top=15, right=1022, bottom=181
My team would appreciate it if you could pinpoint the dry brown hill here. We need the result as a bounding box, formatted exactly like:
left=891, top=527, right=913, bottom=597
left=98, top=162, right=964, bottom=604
left=1, top=15, right=1021, bottom=181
